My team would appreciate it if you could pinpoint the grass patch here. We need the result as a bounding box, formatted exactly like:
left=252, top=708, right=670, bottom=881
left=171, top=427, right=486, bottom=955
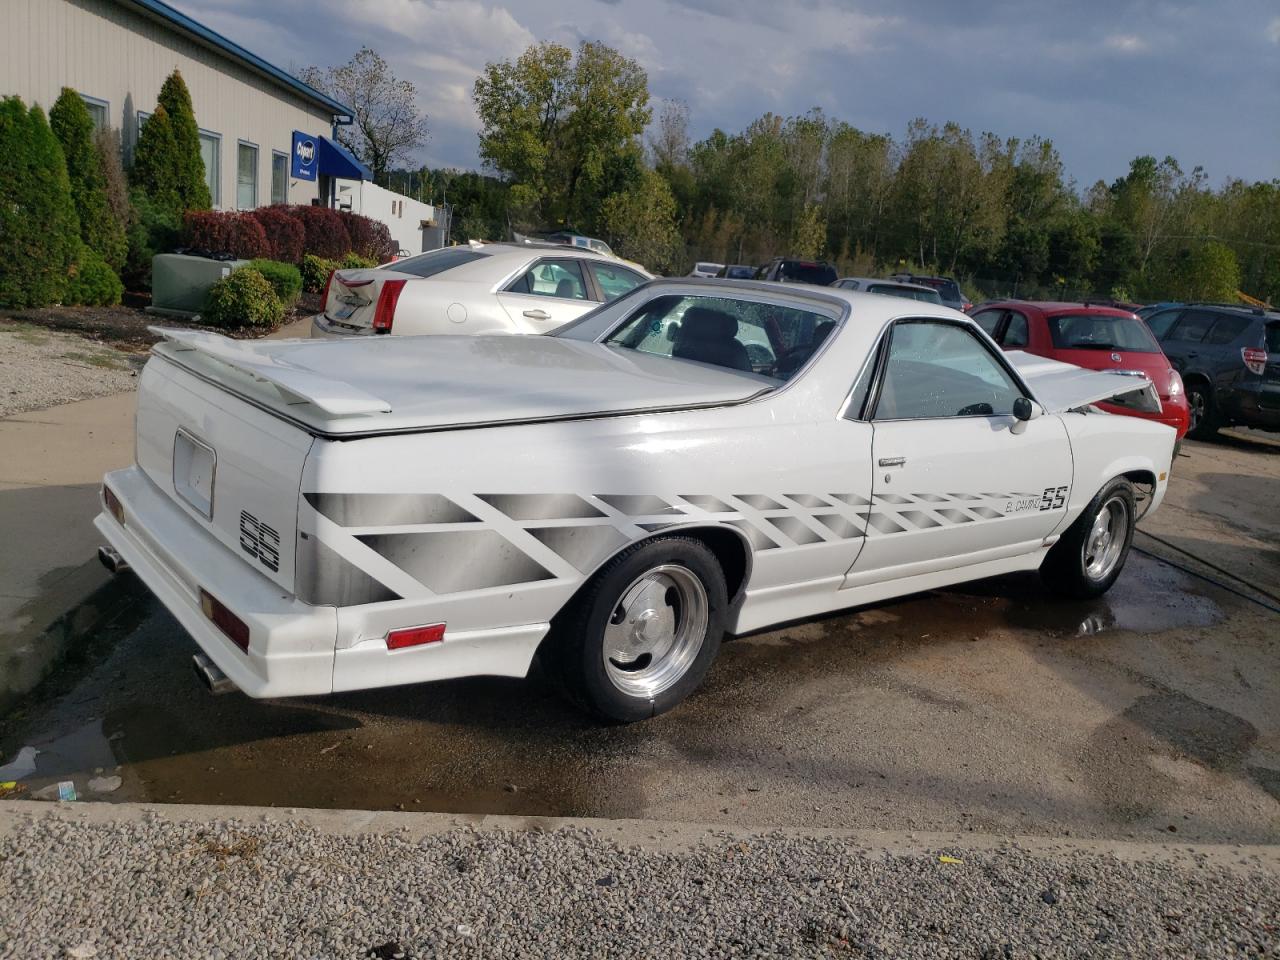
left=60, top=350, right=128, bottom=371
left=0, top=322, right=50, bottom=345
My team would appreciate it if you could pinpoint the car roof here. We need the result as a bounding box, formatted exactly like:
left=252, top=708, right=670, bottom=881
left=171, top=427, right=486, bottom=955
left=981, top=300, right=1139, bottom=319
left=840, top=277, right=936, bottom=293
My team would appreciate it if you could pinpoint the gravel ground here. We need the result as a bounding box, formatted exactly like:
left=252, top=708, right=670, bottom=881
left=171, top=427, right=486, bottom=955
left=0, top=321, right=139, bottom=418
left=0, top=811, right=1275, bottom=958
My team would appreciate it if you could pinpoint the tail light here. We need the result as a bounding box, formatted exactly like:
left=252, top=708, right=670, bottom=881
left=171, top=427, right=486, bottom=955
left=386, top=623, right=445, bottom=650
left=1242, top=346, right=1267, bottom=375
left=102, top=484, right=125, bottom=525
left=320, top=269, right=336, bottom=312
left=372, top=279, right=406, bottom=333
left=200, top=588, right=250, bottom=652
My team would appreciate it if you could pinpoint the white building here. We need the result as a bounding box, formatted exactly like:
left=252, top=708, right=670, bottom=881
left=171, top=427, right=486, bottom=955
left=3, top=0, right=439, bottom=247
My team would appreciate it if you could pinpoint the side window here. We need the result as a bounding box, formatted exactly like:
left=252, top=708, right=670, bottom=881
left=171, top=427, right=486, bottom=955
left=1003, top=311, right=1029, bottom=348
left=589, top=262, right=646, bottom=302
left=506, top=259, right=588, bottom=300
left=971, top=309, right=1004, bottom=338
left=1166, top=310, right=1216, bottom=343
left=873, top=321, right=1023, bottom=420
left=1144, top=309, right=1182, bottom=340
left=1203, top=315, right=1252, bottom=346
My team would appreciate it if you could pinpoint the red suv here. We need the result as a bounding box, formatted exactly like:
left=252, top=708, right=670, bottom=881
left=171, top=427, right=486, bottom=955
left=971, top=301, right=1190, bottom=438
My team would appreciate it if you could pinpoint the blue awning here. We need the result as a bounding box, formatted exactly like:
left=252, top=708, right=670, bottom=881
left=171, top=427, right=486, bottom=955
left=317, top=136, right=371, bottom=181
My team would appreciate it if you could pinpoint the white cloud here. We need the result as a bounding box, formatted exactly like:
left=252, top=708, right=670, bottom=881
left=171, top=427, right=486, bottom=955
left=1104, top=33, right=1148, bottom=53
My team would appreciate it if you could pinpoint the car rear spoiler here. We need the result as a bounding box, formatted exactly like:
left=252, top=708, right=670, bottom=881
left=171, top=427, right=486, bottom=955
left=149, top=327, right=393, bottom=417
left=1006, top=351, right=1162, bottom=414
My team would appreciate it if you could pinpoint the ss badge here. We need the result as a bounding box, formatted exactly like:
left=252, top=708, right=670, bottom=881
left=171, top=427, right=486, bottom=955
left=239, top=510, right=280, bottom=572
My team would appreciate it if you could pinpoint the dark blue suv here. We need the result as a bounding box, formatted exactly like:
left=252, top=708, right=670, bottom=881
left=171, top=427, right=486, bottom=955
left=1143, top=303, right=1280, bottom=439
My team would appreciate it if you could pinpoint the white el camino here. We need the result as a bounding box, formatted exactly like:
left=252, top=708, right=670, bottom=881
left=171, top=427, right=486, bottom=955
left=98, top=280, right=1175, bottom=721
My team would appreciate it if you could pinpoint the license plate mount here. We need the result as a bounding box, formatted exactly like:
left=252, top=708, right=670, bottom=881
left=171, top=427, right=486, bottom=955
left=173, top=428, right=216, bottom=519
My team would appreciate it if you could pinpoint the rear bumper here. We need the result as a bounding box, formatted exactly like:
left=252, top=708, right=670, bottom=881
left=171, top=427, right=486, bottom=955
left=310, top=314, right=377, bottom=339
left=98, top=465, right=550, bottom=698
left=97, top=466, right=338, bottom=698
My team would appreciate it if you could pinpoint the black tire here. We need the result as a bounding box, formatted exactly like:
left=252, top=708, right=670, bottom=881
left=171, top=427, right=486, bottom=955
left=1185, top=381, right=1220, bottom=441
left=1041, top=478, right=1137, bottom=600
left=545, top=536, right=728, bottom=723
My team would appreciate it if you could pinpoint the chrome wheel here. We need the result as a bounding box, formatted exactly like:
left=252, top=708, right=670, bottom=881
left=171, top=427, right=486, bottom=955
left=1082, top=495, right=1129, bottom=580
left=602, top=564, right=709, bottom=699
left=1188, top=389, right=1206, bottom=432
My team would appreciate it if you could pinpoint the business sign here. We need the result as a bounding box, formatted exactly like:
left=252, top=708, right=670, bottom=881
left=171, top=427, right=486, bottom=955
left=291, top=131, right=317, bottom=181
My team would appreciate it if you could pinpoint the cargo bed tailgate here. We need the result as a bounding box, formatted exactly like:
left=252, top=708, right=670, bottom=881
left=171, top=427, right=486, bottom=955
left=135, top=356, right=313, bottom=593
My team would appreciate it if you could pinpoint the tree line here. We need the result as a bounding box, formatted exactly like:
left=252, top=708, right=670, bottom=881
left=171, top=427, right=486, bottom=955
left=378, top=40, right=1276, bottom=304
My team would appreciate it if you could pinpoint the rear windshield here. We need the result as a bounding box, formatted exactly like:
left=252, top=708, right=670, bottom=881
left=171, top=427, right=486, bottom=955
left=725, top=265, right=755, bottom=279
left=912, top=277, right=962, bottom=302
left=867, top=283, right=942, bottom=304
left=604, top=294, right=835, bottom=383
left=695, top=262, right=722, bottom=273
left=1266, top=322, right=1280, bottom=353
left=777, top=261, right=838, bottom=286
left=1048, top=313, right=1161, bottom=353
left=392, top=248, right=488, bottom=278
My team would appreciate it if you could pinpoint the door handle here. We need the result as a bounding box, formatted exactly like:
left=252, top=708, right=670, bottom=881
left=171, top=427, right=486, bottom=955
left=878, top=456, right=906, bottom=468
left=522, top=309, right=551, bottom=320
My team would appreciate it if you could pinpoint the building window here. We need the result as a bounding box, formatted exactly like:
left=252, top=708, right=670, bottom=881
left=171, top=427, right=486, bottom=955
left=236, top=141, right=258, bottom=209
left=200, top=131, right=221, bottom=208
left=271, top=151, right=287, bottom=205
left=80, top=95, right=108, bottom=130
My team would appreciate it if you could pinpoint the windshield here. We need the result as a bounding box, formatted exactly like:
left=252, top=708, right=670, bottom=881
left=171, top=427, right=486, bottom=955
left=1048, top=313, right=1162, bottom=353
left=777, top=261, right=838, bottom=286
left=391, top=247, right=488, bottom=278
left=868, top=283, right=942, bottom=304
left=725, top=265, right=755, bottom=279
left=604, top=294, right=836, bottom=382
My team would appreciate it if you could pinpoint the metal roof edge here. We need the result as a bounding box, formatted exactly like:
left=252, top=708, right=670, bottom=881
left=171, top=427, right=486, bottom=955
left=118, top=0, right=355, bottom=122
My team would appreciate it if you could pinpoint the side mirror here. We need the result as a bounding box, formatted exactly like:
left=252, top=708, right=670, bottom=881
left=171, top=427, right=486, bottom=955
left=1011, top=396, right=1039, bottom=434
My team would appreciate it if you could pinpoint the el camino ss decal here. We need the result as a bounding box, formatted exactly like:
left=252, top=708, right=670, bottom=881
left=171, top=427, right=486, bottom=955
left=298, top=490, right=1057, bottom=607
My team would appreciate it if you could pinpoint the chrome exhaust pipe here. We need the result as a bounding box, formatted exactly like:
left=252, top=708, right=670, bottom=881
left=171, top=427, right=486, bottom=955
left=192, top=652, right=236, bottom=695
left=98, top=545, right=130, bottom=574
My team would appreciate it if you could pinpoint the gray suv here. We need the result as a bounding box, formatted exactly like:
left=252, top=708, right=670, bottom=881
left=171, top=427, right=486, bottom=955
left=1144, top=303, right=1280, bottom=439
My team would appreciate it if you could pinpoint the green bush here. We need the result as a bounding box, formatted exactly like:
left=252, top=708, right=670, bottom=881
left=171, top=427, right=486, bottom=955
left=0, top=97, right=80, bottom=308
left=156, top=69, right=211, bottom=212
left=124, top=187, right=181, bottom=290
left=301, top=253, right=339, bottom=293
left=340, top=252, right=378, bottom=270
left=65, top=247, right=124, bottom=306
left=50, top=89, right=128, bottom=273
left=203, top=268, right=284, bottom=329
left=248, top=259, right=302, bottom=305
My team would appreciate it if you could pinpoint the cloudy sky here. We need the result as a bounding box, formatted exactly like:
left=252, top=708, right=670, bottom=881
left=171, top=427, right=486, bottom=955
left=172, top=0, right=1279, bottom=189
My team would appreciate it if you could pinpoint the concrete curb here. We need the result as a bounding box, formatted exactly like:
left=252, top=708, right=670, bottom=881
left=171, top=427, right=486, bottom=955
left=2, top=799, right=1276, bottom=873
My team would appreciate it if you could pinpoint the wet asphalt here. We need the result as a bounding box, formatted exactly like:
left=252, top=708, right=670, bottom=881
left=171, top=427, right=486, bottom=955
left=2, top=435, right=1277, bottom=844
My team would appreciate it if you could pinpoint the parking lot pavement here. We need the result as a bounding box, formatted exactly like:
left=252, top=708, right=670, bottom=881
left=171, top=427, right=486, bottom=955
left=2, top=802, right=1276, bottom=959
left=1, top=432, right=1277, bottom=845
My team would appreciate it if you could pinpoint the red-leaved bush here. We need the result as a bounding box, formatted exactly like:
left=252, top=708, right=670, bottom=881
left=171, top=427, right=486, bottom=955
left=251, top=206, right=305, bottom=264
left=339, top=211, right=396, bottom=263
left=182, top=210, right=270, bottom=260
left=286, top=205, right=350, bottom=261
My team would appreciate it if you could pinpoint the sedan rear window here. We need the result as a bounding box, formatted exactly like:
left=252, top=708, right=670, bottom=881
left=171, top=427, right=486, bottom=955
left=1047, top=314, right=1161, bottom=353
left=866, top=283, right=942, bottom=304
left=392, top=248, right=488, bottom=278
left=605, top=294, right=835, bottom=382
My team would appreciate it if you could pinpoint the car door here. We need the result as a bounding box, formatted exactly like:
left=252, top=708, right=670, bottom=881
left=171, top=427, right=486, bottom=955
left=1160, top=309, right=1215, bottom=374
left=496, top=257, right=596, bottom=333
left=846, top=318, right=1073, bottom=585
